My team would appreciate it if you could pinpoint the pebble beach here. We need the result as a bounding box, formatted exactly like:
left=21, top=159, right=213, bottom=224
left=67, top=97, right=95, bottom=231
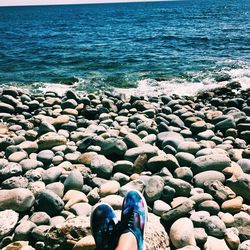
left=0, top=82, right=250, bottom=250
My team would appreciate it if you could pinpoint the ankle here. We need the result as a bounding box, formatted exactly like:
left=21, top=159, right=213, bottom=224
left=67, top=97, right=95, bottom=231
left=115, top=232, right=138, bottom=250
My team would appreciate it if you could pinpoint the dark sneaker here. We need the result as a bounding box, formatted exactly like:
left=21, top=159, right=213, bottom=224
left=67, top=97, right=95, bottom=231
left=90, top=202, right=118, bottom=250
left=120, top=190, right=148, bottom=250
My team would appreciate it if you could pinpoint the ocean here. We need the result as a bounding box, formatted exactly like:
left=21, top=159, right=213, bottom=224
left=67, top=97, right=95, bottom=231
left=0, top=0, right=249, bottom=96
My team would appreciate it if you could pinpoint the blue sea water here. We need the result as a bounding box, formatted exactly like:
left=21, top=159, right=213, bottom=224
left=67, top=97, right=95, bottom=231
left=0, top=0, right=249, bottom=95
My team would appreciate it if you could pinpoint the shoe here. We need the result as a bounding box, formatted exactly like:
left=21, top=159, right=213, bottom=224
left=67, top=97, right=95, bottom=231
left=120, top=190, right=148, bottom=250
left=90, top=202, right=118, bottom=250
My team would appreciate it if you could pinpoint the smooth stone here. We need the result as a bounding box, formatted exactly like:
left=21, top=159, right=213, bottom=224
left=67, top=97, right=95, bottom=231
left=190, top=120, right=207, bottom=134
left=46, top=182, right=64, bottom=198
left=0, top=162, right=22, bottom=182
left=119, top=179, right=145, bottom=197
left=191, top=154, right=231, bottom=174
left=90, top=155, right=113, bottom=179
left=32, top=225, right=51, bottom=241
left=124, top=145, right=159, bottom=162
left=1, top=176, right=29, bottom=189
left=123, top=133, right=144, bottom=148
left=225, top=228, right=240, bottom=250
left=204, top=180, right=236, bottom=203
left=13, top=220, right=36, bottom=241
left=0, top=210, right=19, bottom=240
left=164, top=177, right=192, bottom=197
left=52, top=115, right=70, bottom=127
left=70, top=203, right=92, bottom=216
left=99, top=180, right=120, bottom=198
left=194, top=227, right=208, bottom=246
left=87, top=187, right=100, bottom=206
left=161, top=199, right=195, bottom=224
left=204, top=215, right=226, bottom=238
left=239, top=240, right=250, bottom=250
left=170, top=217, right=196, bottom=248
left=153, top=200, right=171, bottom=216
left=113, top=160, right=134, bottom=175
left=28, top=181, right=46, bottom=197
left=77, top=152, right=98, bottom=166
left=175, top=152, right=195, bottom=167
left=30, top=212, right=51, bottom=226
left=50, top=216, right=66, bottom=227
left=42, top=167, right=62, bottom=184
left=35, top=190, right=64, bottom=216
left=147, top=154, right=180, bottom=173
left=0, top=188, right=35, bottom=212
left=237, top=159, right=250, bottom=174
left=174, top=167, right=193, bottom=182
left=161, top=185, right=176, bottom=203
left=37, top=150, right=55, bottom=166
left=39, top=121, right=56, bottom=134
left=2, top=241, right=35, bottom=250
left=20, top=159, right=43, bottom=172
left=220, top=213, right=235, bottom=227
left=204, top=236, right=230, bottom=250
left=190, top=193, right=213, bottom=205
left=8, top=151, right=27, bottom=162
left=198, top=200, right=220, bottom=215
left=73, top=235, right=96, bottom=250
left=63, top=190, right=88, bottom=210
left=193, top=171, right=225, bottom=187
left=134, top=153, right=148, bottom=174
left=177, top=141, right=201, bottom=155
left=101, top=138, right=127, bottom=157
left=221, top=197, right=243, bottom=213
left=112, top=172, right=130, bottom=185
left=226, top=173, right=250, bottom=201
left=64, top=170, right=83, bottom=192
left=37, top=132, right=67, bottom=150
left=144, top=175, right=164, bottom=202
left=190, top=211, right=210, bottom=227
left=100, top=194, right=123, bottom=210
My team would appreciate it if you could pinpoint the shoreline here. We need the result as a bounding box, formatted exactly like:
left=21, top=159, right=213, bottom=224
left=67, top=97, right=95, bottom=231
left=0, top=82, right=250, bottom=249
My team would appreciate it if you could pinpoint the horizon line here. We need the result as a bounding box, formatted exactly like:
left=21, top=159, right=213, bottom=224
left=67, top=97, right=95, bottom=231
left=0, top=0, right=179, bottom=8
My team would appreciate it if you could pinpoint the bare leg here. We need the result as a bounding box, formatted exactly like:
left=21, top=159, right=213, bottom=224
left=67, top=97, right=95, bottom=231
left=115, top=232, right=138, bottom=250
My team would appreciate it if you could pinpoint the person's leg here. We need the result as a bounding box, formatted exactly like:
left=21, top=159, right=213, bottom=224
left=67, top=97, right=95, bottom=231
left=118, top=189, right=148, bottom=250
left=90, top=203, right=118, bottom=250
left=115, top=232, right=138, bottom=250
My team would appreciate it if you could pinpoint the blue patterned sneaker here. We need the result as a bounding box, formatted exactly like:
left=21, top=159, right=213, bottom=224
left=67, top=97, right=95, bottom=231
left=90, top=203, right=118, bottom=250
left=120, top=190, right=148, bottom=250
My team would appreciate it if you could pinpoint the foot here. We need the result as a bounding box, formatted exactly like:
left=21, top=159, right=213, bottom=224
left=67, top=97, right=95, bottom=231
left=90, top=202, right=118, bottom=250
left=120, top=190, right=148, bottom=250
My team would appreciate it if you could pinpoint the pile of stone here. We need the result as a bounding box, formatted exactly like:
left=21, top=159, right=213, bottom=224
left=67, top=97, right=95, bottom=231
left=0, top=82, right=249, bottom=250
